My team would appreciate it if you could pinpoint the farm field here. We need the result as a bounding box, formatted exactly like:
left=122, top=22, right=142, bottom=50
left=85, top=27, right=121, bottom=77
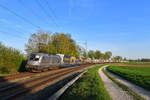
left=121, top=62, right=150, bottom=65
left=59, top=65, right=111, bottom=100
left=107, top=66, right=150, bottom=91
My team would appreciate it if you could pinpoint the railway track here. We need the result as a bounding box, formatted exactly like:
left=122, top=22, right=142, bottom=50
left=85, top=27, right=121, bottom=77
left=0, top=64, right=94, bottom=100
left=0, top=65, right=83, bottom=85
left=0, top=72, right=34, bottom=82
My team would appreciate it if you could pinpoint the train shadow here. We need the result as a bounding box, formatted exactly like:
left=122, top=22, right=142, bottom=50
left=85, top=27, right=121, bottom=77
left=18, top=72, right=81, bottom=100
left=0, top=72, right=81, bottom=100
left=18, top=60, right=27, bottom=72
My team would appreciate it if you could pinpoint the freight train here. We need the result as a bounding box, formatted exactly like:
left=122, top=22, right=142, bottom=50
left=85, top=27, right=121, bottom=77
left=25, top=53, right=86, bottom=72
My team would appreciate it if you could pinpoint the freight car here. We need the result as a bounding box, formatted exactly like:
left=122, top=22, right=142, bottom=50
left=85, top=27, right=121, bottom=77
left=25, top=53, right=84, bottom=72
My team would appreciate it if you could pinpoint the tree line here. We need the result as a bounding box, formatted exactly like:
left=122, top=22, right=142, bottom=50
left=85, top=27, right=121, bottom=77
left=82, top=50, right=112, bottom=60
left=129, top=58, right=150, bottom=62
left=25, top=30, right=114, bottom=60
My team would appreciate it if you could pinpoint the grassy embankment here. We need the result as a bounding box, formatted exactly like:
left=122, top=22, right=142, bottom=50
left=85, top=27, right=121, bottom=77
left=0, top=42, right=26, bottom=75
left=107, top=66, right=150, bottom=91
left=59, top=65, right=111, bottom=100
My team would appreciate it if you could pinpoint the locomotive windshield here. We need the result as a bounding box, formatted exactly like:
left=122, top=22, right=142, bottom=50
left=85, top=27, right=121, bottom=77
left=30, top=54, right=40, bottom=61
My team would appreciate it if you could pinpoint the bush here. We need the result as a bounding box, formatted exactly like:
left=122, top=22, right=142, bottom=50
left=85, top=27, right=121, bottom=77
left=0, top=42, right=25, bottom=74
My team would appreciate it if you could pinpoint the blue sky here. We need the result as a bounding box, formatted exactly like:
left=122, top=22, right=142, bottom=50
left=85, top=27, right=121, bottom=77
left=0, top=0, right=150, bottom=59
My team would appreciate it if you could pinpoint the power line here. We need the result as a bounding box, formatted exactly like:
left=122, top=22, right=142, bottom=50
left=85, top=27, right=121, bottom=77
left=0, top=3, right=41, bottom=29
left=44, top=0, right=62, bottom=29
left=44, top=0, right=58, bottom=21
left=0, top=30, right=26, bottom=40
left=17, top=0, right=50, bottom=26
left=35, top=0, right=59, bottom=28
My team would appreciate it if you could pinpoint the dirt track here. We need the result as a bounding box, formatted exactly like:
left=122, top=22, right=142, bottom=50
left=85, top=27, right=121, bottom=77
left=105, top=66, right=150, bottom=100
left=99, top=65, right=134, bottom=100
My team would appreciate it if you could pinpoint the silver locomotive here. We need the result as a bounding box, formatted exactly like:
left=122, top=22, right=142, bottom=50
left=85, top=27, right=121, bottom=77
left=25, top=53, right=81, bottom=72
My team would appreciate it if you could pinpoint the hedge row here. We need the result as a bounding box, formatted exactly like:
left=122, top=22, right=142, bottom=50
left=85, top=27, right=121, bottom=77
left=0, top=42, right=26, bottom=74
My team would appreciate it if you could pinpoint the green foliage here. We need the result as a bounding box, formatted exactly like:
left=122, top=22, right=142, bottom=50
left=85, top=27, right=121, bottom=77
left=0, top=42, right=25, bottom=74
left=107, top=66, right=150, bottom=91
left=112, top=56, right=122, bottom=61
left=87, top=50, right=112, bottom=60
left=88, top=50, right=95, bottom=59
left=59, top=65, right=111, bottom=100
left=51, top=33, right=79, bottom=56
left=83, top=51, right=88, bottom=58
left=94, top=50, right=102, bottom=59
left=103, top=51, right=112, bottom=60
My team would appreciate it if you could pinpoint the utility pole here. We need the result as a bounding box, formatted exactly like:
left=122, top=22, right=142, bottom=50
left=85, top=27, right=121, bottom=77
left=85, top=41, right=88, bottom=53
left=47, top=33, right=50, bottom=55
left=77, top=41, right=88, bottom=52
left=77, top=41, right=88, bottom=58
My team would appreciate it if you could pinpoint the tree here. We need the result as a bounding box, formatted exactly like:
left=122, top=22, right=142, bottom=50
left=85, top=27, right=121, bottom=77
left=123, top=57, right=127, bottom=61
left=94, top=50, right=102, bottom=59
left=88, top=50, right=95, bottom=59
left=25, top=30, right=79, bottom=56
left=83, top=50, right=88, bottom=58
left=25, top=30, right=50, bottom=55
left=112, top=56, right=122, bottom=61
left=103, top=51, right=112, bottom=60
left=51, top=33, right=79, bottom=56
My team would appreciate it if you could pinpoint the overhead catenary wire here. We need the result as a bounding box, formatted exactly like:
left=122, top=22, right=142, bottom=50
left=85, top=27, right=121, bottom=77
left=0, top=30, right=26, bottom=40
left=35, top=0, right=60, bottom=28
left=44, top=0, right=59, bottom=22
left=44, top=0, right=62, bottom=29
left=17, top=0, right=50, bottom=27
left=0, top=3, right=41, bottom=29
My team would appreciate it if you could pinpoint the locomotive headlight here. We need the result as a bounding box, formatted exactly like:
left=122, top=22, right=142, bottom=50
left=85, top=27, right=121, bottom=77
left=34, top=55, right=40, bottom=62
left=35, top=55, right=40, bottom=58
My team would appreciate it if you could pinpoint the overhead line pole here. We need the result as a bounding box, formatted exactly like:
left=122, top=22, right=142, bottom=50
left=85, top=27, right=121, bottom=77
left=77, top=41, right=88, bottom=52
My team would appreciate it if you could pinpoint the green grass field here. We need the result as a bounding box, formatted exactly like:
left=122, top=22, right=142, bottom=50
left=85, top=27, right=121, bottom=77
left=121, top=62, right=150, bottom=65
left=107, top=66, right=150, bottom=91
left=59, top=65, right=111, bottom=100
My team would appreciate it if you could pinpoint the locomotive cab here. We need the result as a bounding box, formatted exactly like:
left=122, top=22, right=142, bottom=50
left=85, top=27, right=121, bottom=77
left=26, top=53, right=62, bottom=72
left=28, top=53, right=43, bottom=64
left=25, top=53, right=47, bottom=71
